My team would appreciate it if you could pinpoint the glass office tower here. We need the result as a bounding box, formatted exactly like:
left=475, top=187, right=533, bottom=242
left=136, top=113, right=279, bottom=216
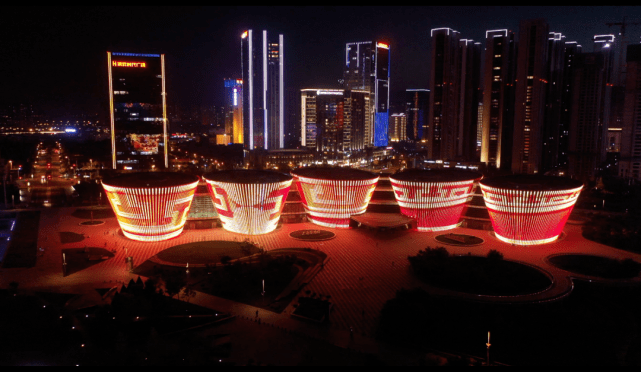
left=241, top=30, right=284, bottom=150
left=344, top=41, right=390, bottom=147
left=107, top=52, right=167, bottom=170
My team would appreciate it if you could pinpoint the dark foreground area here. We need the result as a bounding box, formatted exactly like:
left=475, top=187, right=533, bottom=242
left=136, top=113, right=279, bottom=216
left=378, top=281, right=641, bottom=365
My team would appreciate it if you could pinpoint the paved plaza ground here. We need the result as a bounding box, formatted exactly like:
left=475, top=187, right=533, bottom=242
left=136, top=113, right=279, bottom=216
left=1, top=207, right=641, bottom=360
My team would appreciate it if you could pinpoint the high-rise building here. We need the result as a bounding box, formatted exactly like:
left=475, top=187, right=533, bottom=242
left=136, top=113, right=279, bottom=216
left=480, top=29, right=517, bottom=171
left=224, top=78, right=243, bottom=145
left=557, top=41, right=582, bottom=170
left=343, top=41, right=390, bottom=147
left=428, top=28, right=462, bottom=161
left=619, top=44, right=641, bottom=181
left=568, top=53, right=608, bottom=182
left=405, top=89, right=429, bottom=143
left=301, top=89, right=369, bottom=153
left=594, top=35, right=625, bottom=164
left=389, top=113, right=407, bottom=142
left=285, top=87, right=300, bottom=149
left=541, top=32, right=567, bottom=173
left=460, top=40, right=482, bottom=162
left=512, top=19, right=549, bottom=174
left=107, top=52, right=167, bottom=170
left=241, top=29, right=284, bottom=150
left=428, top=29, right=480, bottom=162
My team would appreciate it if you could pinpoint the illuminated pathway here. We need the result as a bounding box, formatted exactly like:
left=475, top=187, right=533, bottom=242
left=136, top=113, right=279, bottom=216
left=1, top=207, right=641, bottom=339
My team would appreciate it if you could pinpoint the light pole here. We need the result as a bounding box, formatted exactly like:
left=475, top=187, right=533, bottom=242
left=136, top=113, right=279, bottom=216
left=261, top=279, right=265, bottom=306
left=486, top=331, right=491, bottom=366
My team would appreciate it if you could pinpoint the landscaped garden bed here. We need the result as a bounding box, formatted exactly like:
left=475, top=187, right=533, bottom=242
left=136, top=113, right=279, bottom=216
left=548, top=254, right=641, bottom=279
left=408, top=247, right=551, bottom=296
left=291, top=294, right=332, bottom=323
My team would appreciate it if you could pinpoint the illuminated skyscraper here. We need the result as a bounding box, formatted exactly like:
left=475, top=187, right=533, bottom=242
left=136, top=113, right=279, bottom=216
left=389, top=113, right=407, bottom=142
left=428, top=28, right=461, bottom=161
left=428, top=29, right=481, bottom=162
left=460, top=40, right=482, bottom=162
left=224, top=78, right=243, bottom=145
left=619, top=44, right=641, bottom=181
left=301, top=89, right=369, bottom=153
left=512, top=19, right=549, bottom=174
left=568, top=53, right=609, bottom=182
left=343, top=41, right=390, bottom=147
left=405, top=89, right=429, bottom=142
left=541, top=32, right=568, bottom=173
left=481, top=29, right=517, bottom=170
left=107, top=52, right=167, bottom=171
left=557, top=41, right=582, bottom=170
left=241, top=29, right=284, bottom=150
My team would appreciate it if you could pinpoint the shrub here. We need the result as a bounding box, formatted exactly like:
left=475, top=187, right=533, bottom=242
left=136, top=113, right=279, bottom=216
left=486, top=250, right=504, bottom=261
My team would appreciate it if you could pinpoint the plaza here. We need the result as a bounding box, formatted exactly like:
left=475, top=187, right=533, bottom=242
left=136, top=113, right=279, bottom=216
left=1, top=205, right=640, bottom=342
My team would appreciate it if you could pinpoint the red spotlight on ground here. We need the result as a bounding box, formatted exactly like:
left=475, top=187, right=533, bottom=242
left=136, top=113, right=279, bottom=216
left=102, top=172, right=199, bottom=241
left=480, top=175, right=583, bottom=246
left=390, top=169, right=481, bottom=231
left=203, top=170, right=292, bottom=235
left=291, top=167, right=379, bottom=229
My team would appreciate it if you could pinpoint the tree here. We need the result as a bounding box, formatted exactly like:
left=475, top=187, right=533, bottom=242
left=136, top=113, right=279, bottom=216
left=163, top=272, right=187, bottom=299
left=220, top=255, right=232, bottom=266
left=8, top=281, right=18, bottom=295
left=180, top=286, right=197, bottom=303
left=486, top=250, right=504, bottom=261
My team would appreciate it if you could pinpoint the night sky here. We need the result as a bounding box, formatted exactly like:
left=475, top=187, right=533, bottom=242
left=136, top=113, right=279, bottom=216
left=3, top=6, right=641, bottom=117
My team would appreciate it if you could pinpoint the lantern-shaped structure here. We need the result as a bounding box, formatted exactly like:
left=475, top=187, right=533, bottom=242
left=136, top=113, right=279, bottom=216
left=389, top=169, right=481, bottom=231
left=204, top=170, right=292, bottom=235
left=480, top=175, right=583, bottom=245
left=102, top=172, right=199, bottom=241
left=291, top=167, right=379, bottom=228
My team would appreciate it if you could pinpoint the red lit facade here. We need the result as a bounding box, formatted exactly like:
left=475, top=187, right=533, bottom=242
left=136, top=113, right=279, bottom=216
left=293, top=173, right=379, bottom=229
left=389, top=177, right=477, bottom=231
left=102, top=178, right=199, bottom=242
left=480, top=181, right=583, bottom=245
left=204, top=174, right=293, bottom=235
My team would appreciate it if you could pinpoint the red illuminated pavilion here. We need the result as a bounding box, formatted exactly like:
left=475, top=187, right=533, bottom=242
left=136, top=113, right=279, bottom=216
left=102, top=172, right=199, bottom=242
left=203, top=170, right=292, bottom=235
left=390, top=168, right=482, bottom=231
left=291, top=167, right=379, bottom=229
left=480, top=175, right=583, bottom=245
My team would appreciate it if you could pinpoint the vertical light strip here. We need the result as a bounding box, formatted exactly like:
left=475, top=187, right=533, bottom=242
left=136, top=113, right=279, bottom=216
left=248, top=30, right=254, bottom=149
left=345, top=43, right=349, bottom=68
left=161, top=54, right=168, bottom=169
left=107, top=51, right=116, bottom=169
left=263, top=30, right=268, bottom=149
left=279, top=34, right=284, bottom=149
left=301, top=91, right=306, bottom=147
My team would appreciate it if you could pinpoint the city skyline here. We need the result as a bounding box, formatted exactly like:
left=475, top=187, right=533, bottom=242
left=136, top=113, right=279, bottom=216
left=3, top=6, right=641, bottom=116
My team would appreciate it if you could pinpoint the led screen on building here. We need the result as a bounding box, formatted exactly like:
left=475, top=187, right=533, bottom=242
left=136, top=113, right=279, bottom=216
left=108, top=52, right=167, bottom=170
left=480, top=175, right=583, bottom=245
left=292, top=167, right=379, bottom=229
left=102, top=173, right=199, bottom=242
left=390, top=169, right=481, bottom=231
left=204, top=170, right=292, bottom=235
left=127, top=134, right=161, bottom=155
